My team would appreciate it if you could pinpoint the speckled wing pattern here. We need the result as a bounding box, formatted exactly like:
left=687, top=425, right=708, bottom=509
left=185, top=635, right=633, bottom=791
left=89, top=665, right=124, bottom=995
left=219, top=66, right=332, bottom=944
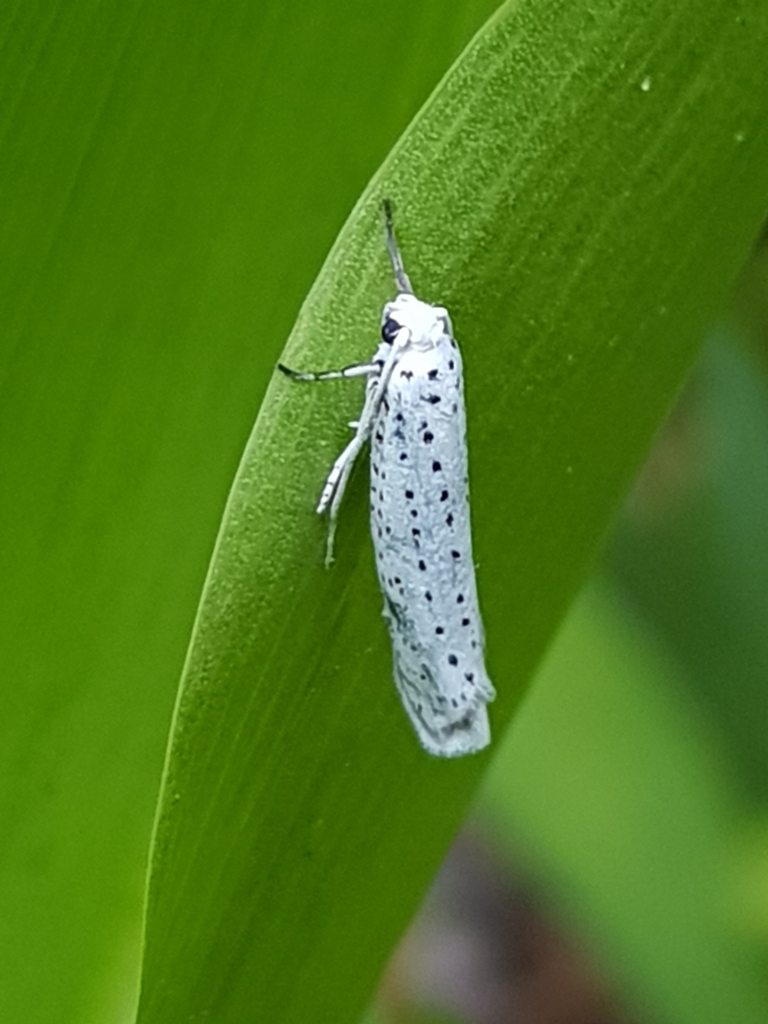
left=278, top=202, right=495, bottom=757
left=370, top=325, right=494, bottom=757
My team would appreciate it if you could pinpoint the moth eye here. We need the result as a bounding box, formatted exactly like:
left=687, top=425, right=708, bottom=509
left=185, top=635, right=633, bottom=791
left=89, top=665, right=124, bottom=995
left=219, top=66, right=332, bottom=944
left=381, top=317, right=401, bottom=344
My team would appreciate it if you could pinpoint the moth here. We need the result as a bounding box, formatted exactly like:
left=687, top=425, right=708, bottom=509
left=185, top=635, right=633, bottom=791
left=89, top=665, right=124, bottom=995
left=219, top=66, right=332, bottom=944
left=279, top=201, right=494, bottom=756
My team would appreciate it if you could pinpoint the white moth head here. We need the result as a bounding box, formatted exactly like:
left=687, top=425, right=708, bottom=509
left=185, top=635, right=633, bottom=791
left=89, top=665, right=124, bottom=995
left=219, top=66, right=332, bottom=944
left=381, top=293, right=452, bottom=351
left=380, top=200, right=454, bottom=350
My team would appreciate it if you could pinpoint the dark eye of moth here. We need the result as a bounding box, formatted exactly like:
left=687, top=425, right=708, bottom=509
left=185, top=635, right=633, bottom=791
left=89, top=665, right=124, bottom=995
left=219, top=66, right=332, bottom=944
left=381, top=317, right=401, bottom=344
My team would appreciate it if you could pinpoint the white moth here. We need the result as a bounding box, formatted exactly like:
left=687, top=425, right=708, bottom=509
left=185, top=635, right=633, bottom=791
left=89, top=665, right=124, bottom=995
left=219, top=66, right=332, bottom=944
left=279, top=201, right=494, bottom=756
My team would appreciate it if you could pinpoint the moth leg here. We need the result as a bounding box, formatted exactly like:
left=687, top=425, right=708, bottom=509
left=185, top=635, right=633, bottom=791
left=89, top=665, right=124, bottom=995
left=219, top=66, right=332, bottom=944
left=318, top=429, right=368, bottom=515
left=323, top=436, right=367, bottom=565
left=280, top=332, right=408, bottom=566
left=278, top=361, right=379, bottom=382
left=281, top=356, right=381, bottom=524
left=320, top=329, right=414, bottom=562
left=280, top=358, right=382, bottom=563
left=319, top=386, right=381, bottom=564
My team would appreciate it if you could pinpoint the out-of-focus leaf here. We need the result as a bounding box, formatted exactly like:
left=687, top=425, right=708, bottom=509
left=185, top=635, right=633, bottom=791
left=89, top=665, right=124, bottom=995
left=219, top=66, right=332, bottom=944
left=612, top=335, right=768, bottom=806
left=481, top=581, right=768, bottom=1024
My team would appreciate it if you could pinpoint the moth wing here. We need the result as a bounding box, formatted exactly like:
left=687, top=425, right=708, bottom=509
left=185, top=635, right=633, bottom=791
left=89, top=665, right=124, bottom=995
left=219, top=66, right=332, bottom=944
left=371, top=314, right=494, bottom=757
left=383, top=598, right=491, bottom=757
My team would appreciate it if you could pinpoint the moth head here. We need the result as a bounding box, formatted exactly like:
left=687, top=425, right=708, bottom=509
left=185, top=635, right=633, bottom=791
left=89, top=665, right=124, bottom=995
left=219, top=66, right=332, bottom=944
left=381, top=293, right=453, bottom=350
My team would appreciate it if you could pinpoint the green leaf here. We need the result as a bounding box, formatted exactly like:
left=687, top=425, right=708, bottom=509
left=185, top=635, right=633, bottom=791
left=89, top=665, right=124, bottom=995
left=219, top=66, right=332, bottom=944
left=612, top=334, right=768, bottom=806
left=137, top=1, right=768, bottom=1023
left=481, top=579, right=768, bottom=1024
left=0, top=1, right=496, bottom=1021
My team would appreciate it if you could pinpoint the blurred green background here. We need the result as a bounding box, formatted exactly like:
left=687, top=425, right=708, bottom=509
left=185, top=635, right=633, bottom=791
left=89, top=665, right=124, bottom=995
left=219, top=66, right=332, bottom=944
left=2, top=1, right=768, bottom=1022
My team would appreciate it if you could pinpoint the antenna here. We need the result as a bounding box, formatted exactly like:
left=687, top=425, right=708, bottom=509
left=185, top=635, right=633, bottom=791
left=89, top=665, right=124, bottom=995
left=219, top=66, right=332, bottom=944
left=382, top=198, right=413, bottom=294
